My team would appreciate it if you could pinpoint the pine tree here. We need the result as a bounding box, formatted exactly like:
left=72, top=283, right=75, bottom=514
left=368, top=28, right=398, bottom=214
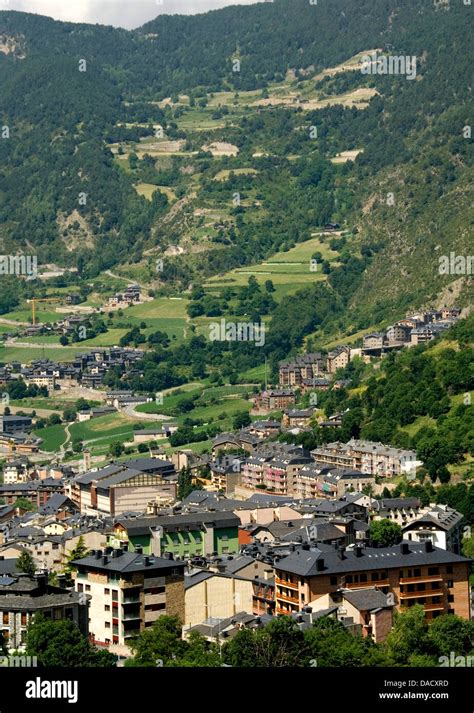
left=16, top=550, right=36, bottom=576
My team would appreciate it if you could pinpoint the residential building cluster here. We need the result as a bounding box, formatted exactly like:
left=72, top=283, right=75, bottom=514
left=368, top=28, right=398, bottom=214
left=362, top=307, right=461, bottom=355
left=0, top=444, right=469, bottom=656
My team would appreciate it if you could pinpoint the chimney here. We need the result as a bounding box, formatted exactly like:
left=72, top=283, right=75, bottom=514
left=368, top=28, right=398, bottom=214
left=338, top=546, right=346, bottom=560
left=102, top=555, right=108, bottom=565
left=135, top=545, right=143, bottom=555
left=424, top=540, right=434, bottom=553
left=56, top=574, right=67, bottom=588
left=95, top=549, right=102, bottom=559
left=34, top=573, right=47, bottom=593
left=316, top=558, right=325, bottom=571
left=400, top=542, right=410, bottom=555
left=355, top=545, right=363, bottom=558
left=144, top=556, right=150, bottom=566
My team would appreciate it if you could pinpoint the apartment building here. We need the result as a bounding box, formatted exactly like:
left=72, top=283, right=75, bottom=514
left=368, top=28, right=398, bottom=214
left=312, top=439, right=418, bottom=477
left=274, top=541, right=471, bottom=621
left=74, top=548, right=185, bottom=648
left=109, top=511, right=240, bottom=558
left=279, top=353, right=326, bottom=386
left=2, top=458, right=32, bottom=485
left=0, top=573, right=88, bottom=650
left=240, top=446, right=313, bottom=494
left=402, top=504, right=464, bottom=553
left=184, top=568, right=254, bottom=627
left=0, top=415, right=32, bottom=435
left=282, top=408, right=316, bottom=428
left=371, top=497, right=423, bottom=526
left=72, top=460, right=176, bottom=516
left=254, top=389, right=296, bottom=411
left=327, top=345, right=351, bottom=373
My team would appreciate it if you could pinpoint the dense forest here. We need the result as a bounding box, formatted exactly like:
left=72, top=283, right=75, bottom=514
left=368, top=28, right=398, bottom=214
left=0, top=0, right=471, bottom=325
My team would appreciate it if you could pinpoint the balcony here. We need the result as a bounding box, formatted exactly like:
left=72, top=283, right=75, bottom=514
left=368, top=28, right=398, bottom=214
left=276, top=591, right=299, bottom=604
left=122, top=610, right=141, bottom=621
left=399, top=589, right=443, bottom=599
left=275, top=577, right=298, bottom=590
left=276, top=604, right=298, bottom=616
left=123, top=595, right=141, bottom=604
left=344, top=580, right=390, bottom=590
left=423, top=603, right=446, bottom=612
left=399, top=575, right=443, bottom=585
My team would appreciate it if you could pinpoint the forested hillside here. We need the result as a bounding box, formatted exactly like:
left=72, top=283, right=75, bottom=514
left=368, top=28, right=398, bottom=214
left=0, top=0, right=472, bottom=331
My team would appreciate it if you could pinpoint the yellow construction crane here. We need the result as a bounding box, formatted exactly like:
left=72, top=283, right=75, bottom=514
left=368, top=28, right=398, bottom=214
left=27, top=297, right=62, bottom=325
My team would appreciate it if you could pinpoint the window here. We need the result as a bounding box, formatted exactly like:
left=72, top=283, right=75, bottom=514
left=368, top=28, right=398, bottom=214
left=105, top=605, right=110, bottom=612
left=21, top=613, right=27, bottom=626
left=371, top=573, right=379, bottom=581
left=330, top=576, right=337, bottom=585
left=105, top=622, right=110, bottom=629
left=446, top=565, right=453, bottom=574
left=428, top=567, right=439, bottom=575
left=360, top=574, right=367, bottom=583
left=105, top=588, right=110, bottom=595
left=414, top=568, right=421, bottom=577
left=112, top=591, right=118, bottom=602
left=2, top=613, right=8, bottom=625
left=85, top=585, right=91, bottom=592
left=448, top=594, right=454, bottom=603
left=447, top=580, right=453, bottom=588
left=221, top=535, right=228, bottom=541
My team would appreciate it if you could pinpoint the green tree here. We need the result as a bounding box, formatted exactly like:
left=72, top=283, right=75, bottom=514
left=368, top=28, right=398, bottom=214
left=461, top=534, right=474, bottom=558
left=385, top=605, right=433, bottom=665
left=232, top=411, right=251, bottom=430
left=369, top=519, right=402, bottom=547
left=428, top=614, right=474, bottom=657
left=178, top=466, right=193, bottom=500
left=13, top=497, right=35, bottom=512
left=64, top=536, right=89, bottom=582
left=26, top=615, right=115, bottom=667
left=109, top=441, right=124, bottom=457
left=16, top=550, right=36, bottom=575
left=125, top=615, right=188, bottom=667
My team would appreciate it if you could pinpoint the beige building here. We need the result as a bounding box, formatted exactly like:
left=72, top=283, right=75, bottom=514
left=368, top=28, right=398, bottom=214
left=184, top=569, right=253, bottom=628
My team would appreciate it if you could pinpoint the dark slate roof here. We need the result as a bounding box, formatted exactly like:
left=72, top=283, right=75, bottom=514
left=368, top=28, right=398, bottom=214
left=275, top=542, right=470, bottom=577
left=374, top=498, right=420, bottom=511
left=402, top=506, right=463, bottom=531
left=342, top=587, right=393, bottom=611
left=184, top=569, right=215, bottom=589
left=123, top=458, right=174, bottom=473
left=74, top=551, right=186, bottom=574
left=0, top=558, right=20, bottom=575
left=38, top=494, right=76, bottom=516
left=95, top=467, right=144, bottom=489
left=247, top=493, right=294, bottom=505
left=75, top=464, right=123, bottom=486
left=281, top=521, right=347, bottom=543
left=116, top=510, right=239, bottom=535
